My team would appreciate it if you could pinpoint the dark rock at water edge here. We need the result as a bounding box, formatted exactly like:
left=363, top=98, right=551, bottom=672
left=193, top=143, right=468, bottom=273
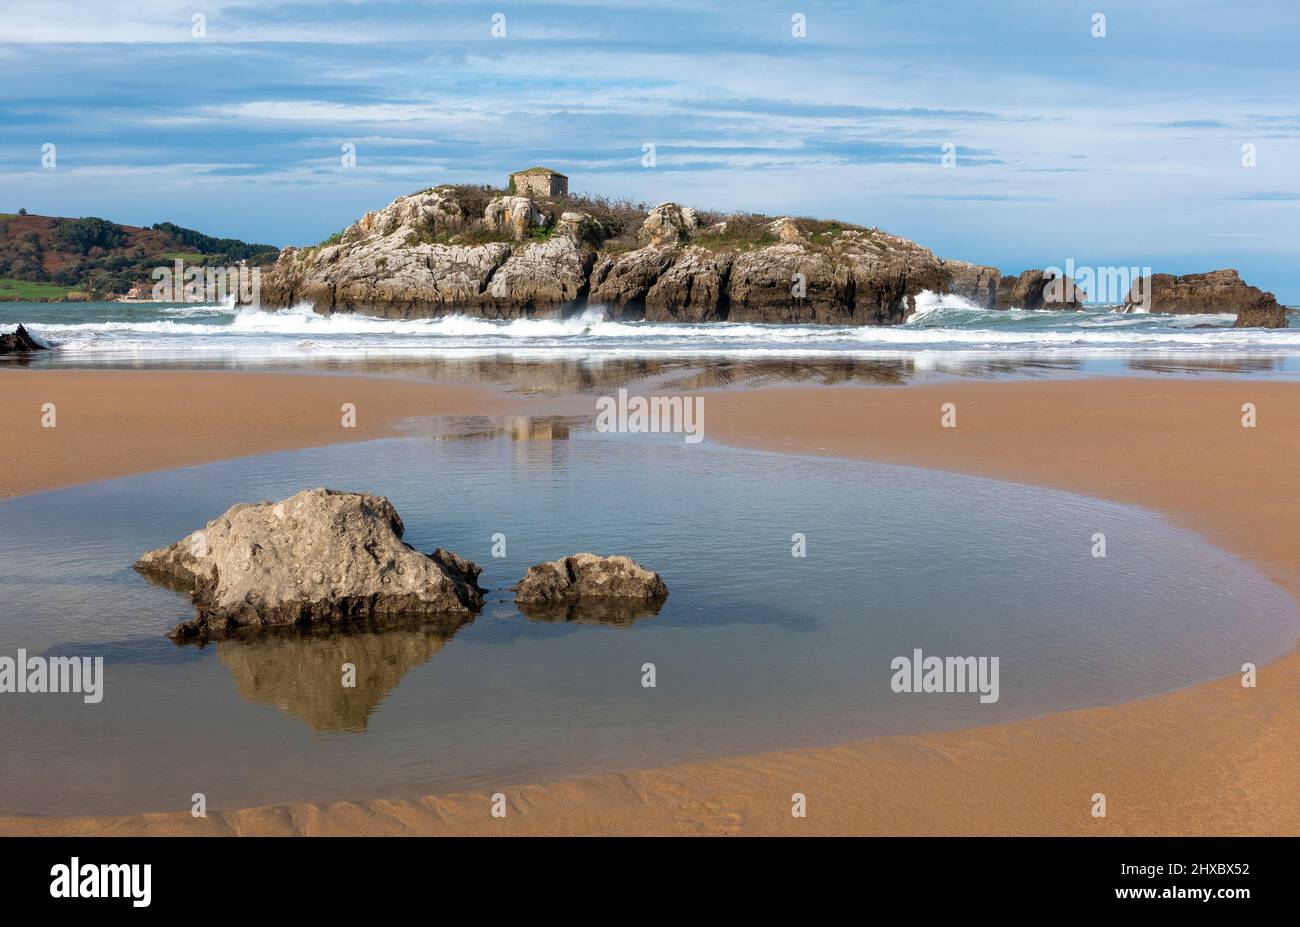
left=1123, top=269, right=1287, bottom=328
left=993, top=270, right=1086, bottom=310
left=0, top=324, right=47, bottom=354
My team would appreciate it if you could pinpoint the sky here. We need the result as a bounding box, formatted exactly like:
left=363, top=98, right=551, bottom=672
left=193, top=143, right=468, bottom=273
left=1, top=0, right=1297, bottom=300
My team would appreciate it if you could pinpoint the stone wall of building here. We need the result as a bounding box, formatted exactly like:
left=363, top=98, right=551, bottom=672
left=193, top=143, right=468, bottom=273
left=512, top=171, right=568, bottom=198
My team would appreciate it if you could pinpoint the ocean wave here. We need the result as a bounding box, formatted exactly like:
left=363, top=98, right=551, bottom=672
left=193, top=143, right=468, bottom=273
left=904, top=291, right=986, bottom=323
left=13, top=293, right=1297, bottom=359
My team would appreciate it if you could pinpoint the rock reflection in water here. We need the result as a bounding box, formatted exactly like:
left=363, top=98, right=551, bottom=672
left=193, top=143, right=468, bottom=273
left=516, top=596, right=666, bottom=627
left=19, top=343, right=1300, bottom=387
left=424, top=414, right=578, bottom=476
left=427, top=414, right=575, bottom=442
left=17, top=353, right=930, bottom=391
left=213, top=615, right=469, bottom=733
left=1126, top=355, right=1280, bottom=376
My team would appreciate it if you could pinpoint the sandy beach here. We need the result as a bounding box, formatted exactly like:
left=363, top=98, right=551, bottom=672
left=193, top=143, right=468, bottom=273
left=1, top=370, right=1298, bottom=835
left=0, top=370, right=521, bottom=499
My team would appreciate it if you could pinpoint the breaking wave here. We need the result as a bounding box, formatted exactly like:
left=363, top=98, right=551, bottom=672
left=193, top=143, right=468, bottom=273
left=3, top=291, right=1295, bottom=360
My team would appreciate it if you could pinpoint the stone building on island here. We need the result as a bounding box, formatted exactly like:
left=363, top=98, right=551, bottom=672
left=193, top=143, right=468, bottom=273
left=510, top=166, right=568, bottom=198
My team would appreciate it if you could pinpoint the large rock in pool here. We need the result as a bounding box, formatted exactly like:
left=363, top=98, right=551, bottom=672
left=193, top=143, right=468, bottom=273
left=513, top=553, right=668, bottom=623
left=135, top=488, right=485, bottom=641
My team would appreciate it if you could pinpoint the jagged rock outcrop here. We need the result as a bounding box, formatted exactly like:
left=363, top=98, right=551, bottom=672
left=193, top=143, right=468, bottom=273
left=260, top=186, right=1284, bottom=329
left=1122, top=269, right=1286, bottom=328
left=345, top=189, right=468, bottom=243
left=136, top=488, right=485, bottom=642
left=556, top=210, right=603, bottom=245
left=514, top=553, right=668, bottom=623
left=1235, top=301, right=1289, bottom=329
left=0, top=324, right=47, bottom=354
left=485, top=232, right=594, bottom=310
left=636, top=226, right=996, bottom=325
left=994, top=270, right=1085, bottom=310
left=257, top=188, right=1007, bottom=324
left=768, top=217, right=805, bottom=244
left=484, top=195, right=546, bottom=240
left=640, top=203, right=698, bottom=247
left=644, top=247, right=734, bottom=322
left=940, top=260, right=1002, bottom=307
left=259, top=186, right=601, bottom=319
left=728, top=244, right=843, bottom=323
left=262, top=236, right=514, bottom=319
left=589, top=246, right=677, bottom=315
left=835, top=230, right=953, bottom=323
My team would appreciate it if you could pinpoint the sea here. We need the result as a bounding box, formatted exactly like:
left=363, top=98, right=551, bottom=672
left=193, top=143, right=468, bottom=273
left=3, top=293, right=1300, bottom=383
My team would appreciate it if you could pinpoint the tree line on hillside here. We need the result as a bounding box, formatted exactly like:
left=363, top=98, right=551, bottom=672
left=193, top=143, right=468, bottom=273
left=0, top=214, right=279, bottom=298
left=151, top=221, right=279, bottom=263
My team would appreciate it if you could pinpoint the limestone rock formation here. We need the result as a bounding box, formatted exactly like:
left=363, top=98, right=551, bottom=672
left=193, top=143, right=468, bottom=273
left=262, top=236, right=513, bottom=319
left=589, top=246, right=676, bottom=314
left=727, top=243, right=843, bottom=323
left=485, top=231, right=595, bottom=312
left=344, top=188, right=469, bottom=243
left=994, top=270, right=1086, bottom=310
left=640, top=203, right=699, bottom=247
left=1122, top=269, right=1286, bottom=327
left=254, top=186, right=1021, bottom=325
left=556, top=210, right=603, bottom=245
left=136, top=488, right=485, bottom=641
left=259, top=185, right=602, bottom=319
left=514, top=553, right=668, bottom=622
left=1235, top=301, right=1289, bottom=329
left=644, top=247, right=734, bottom=322
left=940, top=260, right=1002, bottom=307
left=837, top=230, right=952, bottom=323
left=484, top=195, right=546, bottom=240
left=768, top=217, right=805, bottom=244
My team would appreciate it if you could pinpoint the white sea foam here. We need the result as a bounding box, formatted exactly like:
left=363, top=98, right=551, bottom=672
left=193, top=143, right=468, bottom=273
left=12, top=290, right=1295, bottom=360
left=904, top=291, right=985, bottom=323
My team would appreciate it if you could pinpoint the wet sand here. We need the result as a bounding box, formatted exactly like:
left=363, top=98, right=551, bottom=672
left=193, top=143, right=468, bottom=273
left=0, top=369, right=518, bottom=499
left=1, top=371, right=1298, bottom=835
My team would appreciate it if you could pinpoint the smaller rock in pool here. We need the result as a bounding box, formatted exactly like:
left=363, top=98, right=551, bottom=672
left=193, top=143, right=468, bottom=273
left=514, top=553, right=668, bottom=620
left=134, top=488, right=485, bottom=642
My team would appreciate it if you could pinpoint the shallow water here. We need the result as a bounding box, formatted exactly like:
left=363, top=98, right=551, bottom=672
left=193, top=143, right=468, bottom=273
left=0, top=429, right=1295, bottom=815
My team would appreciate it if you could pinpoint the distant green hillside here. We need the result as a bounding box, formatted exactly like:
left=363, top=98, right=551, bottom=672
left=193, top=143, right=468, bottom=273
left=151, top=221, right=280, bottom=264
left=0, top=212, right=279, bottom=300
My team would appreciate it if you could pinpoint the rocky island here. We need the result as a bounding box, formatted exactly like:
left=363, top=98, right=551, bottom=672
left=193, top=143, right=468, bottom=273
left=255, top=170, right=1285, bottom=328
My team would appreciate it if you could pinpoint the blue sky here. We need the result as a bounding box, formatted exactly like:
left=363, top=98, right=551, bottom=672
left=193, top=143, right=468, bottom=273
left=2, top=0, right=1297, bottom=300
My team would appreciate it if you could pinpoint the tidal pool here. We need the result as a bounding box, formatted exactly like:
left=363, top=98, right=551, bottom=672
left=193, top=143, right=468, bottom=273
left=0, top=426, right=1294, bottom=815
